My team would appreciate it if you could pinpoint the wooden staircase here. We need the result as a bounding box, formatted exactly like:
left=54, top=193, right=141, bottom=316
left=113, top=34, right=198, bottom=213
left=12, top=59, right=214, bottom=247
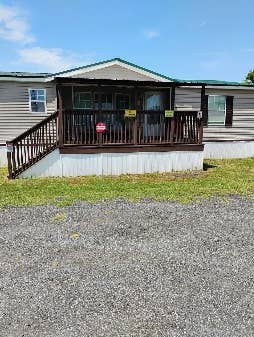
left=7, top=111, right=58, bottom=179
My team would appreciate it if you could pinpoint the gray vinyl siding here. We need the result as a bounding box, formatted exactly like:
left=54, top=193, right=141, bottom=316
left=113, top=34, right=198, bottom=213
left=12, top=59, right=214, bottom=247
left=0, top=81, right=57, bottom=143
left=175, top=88, right=202, bottom=111
left=175, top=87, right=254, bottom=141
left=1, top=80, right=254, bottom=144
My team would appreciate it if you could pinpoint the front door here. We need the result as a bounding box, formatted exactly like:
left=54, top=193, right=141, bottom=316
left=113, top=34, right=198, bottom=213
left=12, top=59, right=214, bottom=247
left=144, top=92, right=165, bottom=137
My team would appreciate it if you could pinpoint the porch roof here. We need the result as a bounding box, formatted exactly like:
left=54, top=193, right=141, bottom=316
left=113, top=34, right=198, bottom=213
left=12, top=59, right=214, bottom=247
left=54, top=77, right=206, bottom=88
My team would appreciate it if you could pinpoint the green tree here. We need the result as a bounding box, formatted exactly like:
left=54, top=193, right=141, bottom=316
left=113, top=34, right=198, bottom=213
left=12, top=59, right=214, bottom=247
left=245, top=70, right=254, bottom=84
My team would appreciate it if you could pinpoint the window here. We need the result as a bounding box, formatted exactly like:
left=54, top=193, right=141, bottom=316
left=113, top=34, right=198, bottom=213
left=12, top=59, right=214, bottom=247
left=101, top=94, right=113, bottom=110
left=29, top=89, right=46, bottom=113
left=73, top=92, right=92, bottom=109
left=94, top=93, right=113, bottom=110
left=116, top=94, right=130, bottom=109
left=208, top=95, right=226, bottom=125
left=145, top=92, right=164, bottom=110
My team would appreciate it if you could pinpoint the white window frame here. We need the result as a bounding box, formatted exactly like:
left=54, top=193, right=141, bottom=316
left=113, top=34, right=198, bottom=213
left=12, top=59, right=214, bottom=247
left=28, top=88, right=47, bottom=113
left=208, top=95, right=226, bottom=126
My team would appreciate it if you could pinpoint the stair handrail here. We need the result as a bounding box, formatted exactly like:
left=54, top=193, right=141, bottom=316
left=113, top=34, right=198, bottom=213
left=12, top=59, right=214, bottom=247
left=7, top=110, right=59, bottom=179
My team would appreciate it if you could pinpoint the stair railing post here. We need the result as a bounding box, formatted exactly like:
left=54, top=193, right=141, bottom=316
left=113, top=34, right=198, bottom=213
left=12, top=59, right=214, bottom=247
left=6, top=141, right=13, bottom=179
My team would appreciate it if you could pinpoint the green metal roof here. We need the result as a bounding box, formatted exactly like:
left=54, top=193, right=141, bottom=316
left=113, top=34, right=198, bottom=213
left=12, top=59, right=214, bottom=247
left=0, top=58, right=253, bottom=87
left=53, top=58, right=254, bottom=86
left=0, top=71, right=51, bottom=78
left=178, top=79, right=253, bottom=87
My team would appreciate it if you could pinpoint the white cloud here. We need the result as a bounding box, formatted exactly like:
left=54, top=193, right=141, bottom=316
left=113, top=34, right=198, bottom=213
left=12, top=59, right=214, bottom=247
left=18, top=47, right=94, bottom=72
left=0, top=4, right=34, bottom=43
left=143, top=29, right=160, bottom=39
left=0, top=4, right=95, bottom=72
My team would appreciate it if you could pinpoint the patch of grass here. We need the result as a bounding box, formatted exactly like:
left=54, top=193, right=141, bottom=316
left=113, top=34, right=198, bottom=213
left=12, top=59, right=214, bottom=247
left=71, top=233, right=81, bottom=239
left=51, top=212, right=67, bottom=222
left=0, top=158, right=253, bottom=207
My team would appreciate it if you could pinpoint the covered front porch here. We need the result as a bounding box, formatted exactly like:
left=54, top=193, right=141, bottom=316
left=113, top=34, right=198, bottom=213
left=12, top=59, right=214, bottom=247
left=7, top=78, right=206, bottom=178
left=57, top=78, right=206, bottom=153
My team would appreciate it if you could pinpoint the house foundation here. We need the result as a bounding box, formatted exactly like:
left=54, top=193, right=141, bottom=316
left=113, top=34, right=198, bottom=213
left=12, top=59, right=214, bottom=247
left=19, top=147, right=204, bottom=178
left=204, top=141, right=254, bottom=159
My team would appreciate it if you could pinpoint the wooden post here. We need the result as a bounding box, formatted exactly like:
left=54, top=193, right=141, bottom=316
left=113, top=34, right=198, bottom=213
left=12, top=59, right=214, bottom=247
left=170, top=84, right=175, bottom=110
left=200, top=84, right=206, bottom=111
left=98, top=90, right=102, bottom=145
left=170, top=84, right=176, bottom=144
left=57, top=87, right=64, bottom=147
left=170, top=118, right=175, bottom=144
left=199, top=84, right=206, bottom=143
left=198, top=119, right=203, bottom=144
left=133, top=87, right=138, bottom=145
left=6, top=142, right=13, bottom=179
left=98, top=88, right=102, bottom=120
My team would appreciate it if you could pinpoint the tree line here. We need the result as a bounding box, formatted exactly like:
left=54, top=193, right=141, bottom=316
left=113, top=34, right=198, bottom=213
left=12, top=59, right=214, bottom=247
left=245, top=70, right=254, bottom=84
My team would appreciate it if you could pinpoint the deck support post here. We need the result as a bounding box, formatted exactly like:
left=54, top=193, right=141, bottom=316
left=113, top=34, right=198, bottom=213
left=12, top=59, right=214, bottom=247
left=170, top=84, right=175, bottom=110
left=133, top=87, right=138, bottom=145
left=200, top=84, right=206, bottom=112
left=199, top=84, right=206, bottom=144
left=170, top=84, right=176, bottom=144
left=57, top=87, right=64, bottom=147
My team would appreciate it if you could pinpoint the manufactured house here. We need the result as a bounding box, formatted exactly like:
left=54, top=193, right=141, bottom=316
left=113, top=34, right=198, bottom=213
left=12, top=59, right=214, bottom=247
left=0, top=58, right=254, bottom=178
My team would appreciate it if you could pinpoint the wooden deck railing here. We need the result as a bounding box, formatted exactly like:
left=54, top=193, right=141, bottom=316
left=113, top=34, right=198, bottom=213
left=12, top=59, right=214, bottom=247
left=62, top=110, right=203, bottom=146
left=7, top=111, right=58, bottom=179
left=7, top=109, right=203, bottom=178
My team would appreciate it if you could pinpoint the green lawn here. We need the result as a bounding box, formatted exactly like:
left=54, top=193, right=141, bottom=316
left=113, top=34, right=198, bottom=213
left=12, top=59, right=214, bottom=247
left=0, top=158, right=254, bottom=207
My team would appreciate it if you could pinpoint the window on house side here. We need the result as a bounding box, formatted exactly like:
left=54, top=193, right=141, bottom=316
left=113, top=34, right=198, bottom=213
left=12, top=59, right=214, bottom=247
left=29, top=89, right=46, bottom=113
left=208, top=95, right=226, bottom=125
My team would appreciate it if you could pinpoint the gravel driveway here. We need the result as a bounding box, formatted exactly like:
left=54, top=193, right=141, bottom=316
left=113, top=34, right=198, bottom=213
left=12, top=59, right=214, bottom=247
left=0, top=197, right=253, bottom=337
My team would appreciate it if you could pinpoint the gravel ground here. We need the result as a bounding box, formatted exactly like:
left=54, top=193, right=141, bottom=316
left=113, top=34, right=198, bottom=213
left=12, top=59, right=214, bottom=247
left=0, top=197, right=254, bottom=337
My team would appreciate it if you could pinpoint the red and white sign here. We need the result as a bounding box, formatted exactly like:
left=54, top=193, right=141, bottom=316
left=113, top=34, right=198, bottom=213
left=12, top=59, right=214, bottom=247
left=96, top=122, right=106, bottom=133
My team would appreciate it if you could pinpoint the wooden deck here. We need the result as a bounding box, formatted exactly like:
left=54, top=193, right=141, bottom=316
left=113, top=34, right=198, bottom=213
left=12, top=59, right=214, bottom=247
left=7, top=108, right=203, bottom=178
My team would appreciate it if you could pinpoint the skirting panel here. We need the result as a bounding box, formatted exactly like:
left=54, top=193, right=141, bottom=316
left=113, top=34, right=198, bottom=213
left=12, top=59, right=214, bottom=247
left=0, top=146, right=7, bottom=167
left=19, top=149, right=204, bottom=178
left=204, top=141, right=254, bottom=159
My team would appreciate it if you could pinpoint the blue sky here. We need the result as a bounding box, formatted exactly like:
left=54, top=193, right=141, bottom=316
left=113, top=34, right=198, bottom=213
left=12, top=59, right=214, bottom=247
left=0, top=0, right=253, bottom=81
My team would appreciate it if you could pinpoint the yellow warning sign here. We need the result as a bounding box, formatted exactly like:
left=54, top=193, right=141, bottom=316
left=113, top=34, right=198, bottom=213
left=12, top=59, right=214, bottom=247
left=165, top=110, right=174, bottom=118
left=124, top=109, right=137, bottom=118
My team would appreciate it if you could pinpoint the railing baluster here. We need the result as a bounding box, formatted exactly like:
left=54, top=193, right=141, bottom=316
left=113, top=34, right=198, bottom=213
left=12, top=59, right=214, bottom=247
left=12, top=146, right=17, bottom=172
